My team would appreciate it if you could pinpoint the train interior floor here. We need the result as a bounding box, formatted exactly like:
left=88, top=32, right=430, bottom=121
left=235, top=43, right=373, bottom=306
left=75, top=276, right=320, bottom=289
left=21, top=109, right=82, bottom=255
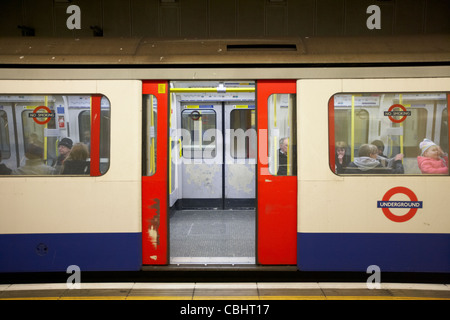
left=169, top=209, right=255, bottom=265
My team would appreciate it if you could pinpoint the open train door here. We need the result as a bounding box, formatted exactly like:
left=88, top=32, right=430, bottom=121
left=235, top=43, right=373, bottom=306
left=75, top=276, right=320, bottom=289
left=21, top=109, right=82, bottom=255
left=142, top=81, right=169, bottom=265
left=257, top=80, right=297, bottom=264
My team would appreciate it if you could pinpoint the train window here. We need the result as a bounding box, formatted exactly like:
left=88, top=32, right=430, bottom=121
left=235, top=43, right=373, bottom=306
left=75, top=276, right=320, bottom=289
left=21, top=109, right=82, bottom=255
left=330, top=93, right=449, bottom=175
left=21, top=106, right=58, bottom=167
left=267, top=94, right=297, bottom=176
left=0, top=110, right=10, bottom=159
left=0, top=94, right=110, bottom=176
left=143, top=94, right=157, bottom=176
left=181, top=109, right=216, bottom=159
left=78, top=108, right=111, bottom=175
left=230, top=108, right=256, bottom=159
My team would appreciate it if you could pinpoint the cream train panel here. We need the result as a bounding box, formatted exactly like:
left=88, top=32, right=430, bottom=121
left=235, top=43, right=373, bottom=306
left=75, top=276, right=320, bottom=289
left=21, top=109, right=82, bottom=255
left=297, top=78, right=450, bottom=234
left=0, top=80, right=142, bottom=234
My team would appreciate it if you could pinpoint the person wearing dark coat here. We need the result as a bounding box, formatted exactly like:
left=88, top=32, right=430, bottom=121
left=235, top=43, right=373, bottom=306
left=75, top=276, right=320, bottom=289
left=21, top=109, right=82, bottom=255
left=0, top=150, right=12, bottom=175
left=52, top=137, right=73, bottom=174
left=61, top=143, right=90, bottom=175
left=277, top=137, right=297, bottom=176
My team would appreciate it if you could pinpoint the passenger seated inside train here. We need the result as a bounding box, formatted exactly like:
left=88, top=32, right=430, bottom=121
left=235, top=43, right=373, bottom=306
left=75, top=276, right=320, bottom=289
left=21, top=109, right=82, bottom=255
left=61, top=142, right=90, bottom=175
left=335, top=141, right=350, bottom=174
left=417, top=139, right=449, bottom=174
left=371, top=140, right=404, bottom=174
left=344, top=143, right=403, bottom=174
left=52, top=138, right=73, bottom=174
left=277, top=137, right=297, bottom=175
left=0, top=150, right=12, bottom=175
left=13, top=144, right=55, bottom=175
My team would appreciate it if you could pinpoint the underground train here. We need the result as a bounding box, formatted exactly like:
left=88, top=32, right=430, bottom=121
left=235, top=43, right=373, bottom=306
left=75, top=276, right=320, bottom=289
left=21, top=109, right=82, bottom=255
left=0, top=34, right=449, bottom=274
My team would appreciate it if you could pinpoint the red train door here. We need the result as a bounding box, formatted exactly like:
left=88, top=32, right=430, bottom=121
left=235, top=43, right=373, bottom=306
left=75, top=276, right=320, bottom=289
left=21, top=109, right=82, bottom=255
left=257, top=80, right=297, bottom=264
left=142, top=81, right=169, bottom=265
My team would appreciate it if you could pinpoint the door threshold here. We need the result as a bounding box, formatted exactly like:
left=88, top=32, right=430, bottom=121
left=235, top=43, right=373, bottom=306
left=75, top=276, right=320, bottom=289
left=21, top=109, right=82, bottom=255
left=170, top=257, right=255, bottom=265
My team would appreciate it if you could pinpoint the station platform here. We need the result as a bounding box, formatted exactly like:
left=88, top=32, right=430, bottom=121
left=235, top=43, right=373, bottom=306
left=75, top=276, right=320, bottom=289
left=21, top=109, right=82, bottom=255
left=1, top=282, right=449, bottom=300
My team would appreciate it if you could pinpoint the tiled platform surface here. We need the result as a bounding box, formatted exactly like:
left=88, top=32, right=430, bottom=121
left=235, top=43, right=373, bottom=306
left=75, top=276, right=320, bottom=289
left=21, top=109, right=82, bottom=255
left=1, top=282, right=449, bottom=300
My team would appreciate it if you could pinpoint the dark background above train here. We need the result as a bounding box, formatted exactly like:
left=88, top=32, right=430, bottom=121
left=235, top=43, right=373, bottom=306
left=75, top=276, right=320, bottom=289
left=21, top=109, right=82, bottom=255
left=1, top=0, right=448, bottom=38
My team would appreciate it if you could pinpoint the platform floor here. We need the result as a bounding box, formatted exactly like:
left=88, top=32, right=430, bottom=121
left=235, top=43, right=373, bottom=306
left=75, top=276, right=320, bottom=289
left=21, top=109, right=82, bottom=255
left=1, top=282, right=449, bottom=300
left=170, top=209, right=255, bottom=264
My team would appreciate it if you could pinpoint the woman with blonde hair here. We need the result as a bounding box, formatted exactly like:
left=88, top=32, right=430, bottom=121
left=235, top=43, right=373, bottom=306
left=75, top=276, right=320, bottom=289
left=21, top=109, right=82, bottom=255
left=62, top=143, right=90, bottom=175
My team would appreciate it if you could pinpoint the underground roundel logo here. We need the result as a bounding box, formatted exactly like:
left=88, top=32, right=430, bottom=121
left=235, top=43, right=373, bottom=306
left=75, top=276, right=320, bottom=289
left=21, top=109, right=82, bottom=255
left=29, top=106, right=55, bottom=125
left=377, top=187, right=423, bottom=222
left=384, top=104, right=411, bottom=123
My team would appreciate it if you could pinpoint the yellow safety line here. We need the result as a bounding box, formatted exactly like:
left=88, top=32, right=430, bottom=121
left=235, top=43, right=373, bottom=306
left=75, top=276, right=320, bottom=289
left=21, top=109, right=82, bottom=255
left=2, top=295, right=448, bottom=301
left=193, top=296, right=260, bottom=300
left=127, top=296, right=192, bottom=300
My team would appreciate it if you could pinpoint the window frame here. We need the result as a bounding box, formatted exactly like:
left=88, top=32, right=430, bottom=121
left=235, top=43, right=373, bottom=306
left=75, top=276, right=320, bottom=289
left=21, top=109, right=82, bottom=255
left=181, top=108, right=217, bottom=160
left=0, top=94, right=110, bottom=177
left=329, top=92, right=450, bottom=176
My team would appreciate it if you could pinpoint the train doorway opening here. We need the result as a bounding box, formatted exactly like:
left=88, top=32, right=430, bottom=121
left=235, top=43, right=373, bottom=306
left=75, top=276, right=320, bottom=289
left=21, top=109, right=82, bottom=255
left=168, top=81, right=256, bottom=265
left=141, top=80, right=297, bottom=267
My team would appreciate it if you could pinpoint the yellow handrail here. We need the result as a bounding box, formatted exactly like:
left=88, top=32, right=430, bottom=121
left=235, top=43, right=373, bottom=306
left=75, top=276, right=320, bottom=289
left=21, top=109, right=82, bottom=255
left=399, top=94, right=404, bottom=160
left=286, top=96, right=291, bottom=176
left=150, top=95, right=155, bottom=175
left=351, top=95, right=355, bottom=162
left=273, top=94, right=277, bottom=175
left=44, top=96, right=48, bottom=162
left=274, top=136, right=278, bottom=176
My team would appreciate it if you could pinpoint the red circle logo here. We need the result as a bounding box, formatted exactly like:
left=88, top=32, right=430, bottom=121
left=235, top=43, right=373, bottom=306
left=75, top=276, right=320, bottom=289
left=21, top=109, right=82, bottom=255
left=189, top=110, right=202, bottom=121
left=32, top=106, right=54, bottom=125
left=387, top=104, right=408, bottom=123
left=379, top=187, right=421, bottom=223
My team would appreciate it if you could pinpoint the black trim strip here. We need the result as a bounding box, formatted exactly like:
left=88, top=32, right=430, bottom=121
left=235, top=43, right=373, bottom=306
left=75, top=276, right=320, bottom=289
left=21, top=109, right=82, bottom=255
left=0, top=61, right=449, bottom=69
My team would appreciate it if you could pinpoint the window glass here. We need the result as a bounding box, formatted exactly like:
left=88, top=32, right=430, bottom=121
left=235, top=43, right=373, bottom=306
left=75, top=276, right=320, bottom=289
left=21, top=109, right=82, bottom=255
left=230, top=108, right=256, bottom=159
left=331, top=93, right=449, bottom=175
left=0, top=95, right=110, bottom=176
left=78, top=106, right=111, bottom=174
left=0, top=110, right=10, bottom=159
left=143, top=94, right=157, bottom=176
left=181, top=108, right=216, bottom=159
left=268, top=94, right=297, bottom=176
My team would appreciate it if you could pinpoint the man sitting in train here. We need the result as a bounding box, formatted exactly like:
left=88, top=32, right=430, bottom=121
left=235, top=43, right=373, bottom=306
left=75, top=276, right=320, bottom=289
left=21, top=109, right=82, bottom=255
left=13, top=144, right=55, bottom=175
left=0, top=150, right=12, bottom=175
left=52, top=137, right=73, bottom=174
left=277, top=137, right=297, bottom=176
left=371, top=140, right=404, bottom=174
left=344, top=143, right=403, bottom=174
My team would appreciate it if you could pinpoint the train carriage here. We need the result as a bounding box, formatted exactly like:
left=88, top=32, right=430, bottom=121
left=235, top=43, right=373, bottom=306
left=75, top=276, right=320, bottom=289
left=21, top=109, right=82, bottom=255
left=0, top=34, right=449, bottom=274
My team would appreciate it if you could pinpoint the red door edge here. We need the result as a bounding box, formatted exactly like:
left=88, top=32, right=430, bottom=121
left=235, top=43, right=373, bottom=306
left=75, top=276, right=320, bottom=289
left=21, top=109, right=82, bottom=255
left=142, top=80, right=169, bottom=265
left=257, top=80, right=297, bottom=265
left=90, top=95, right=102, bottom=177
